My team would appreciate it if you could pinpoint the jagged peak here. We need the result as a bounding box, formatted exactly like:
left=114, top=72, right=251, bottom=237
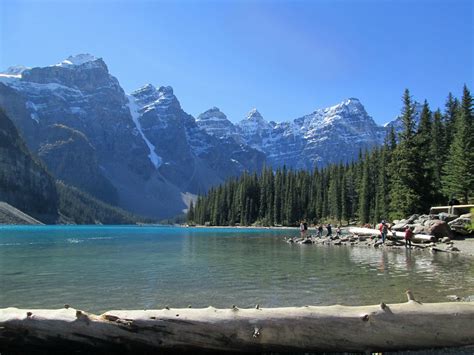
left=132, top=83, right=157, bottom=96
left=246, top=108, right=264, bottom=120
left=197, top=107, right=228, bottom=121
left=157, top=85, right=174, bottom=96
left=54, top=54, right=100, bottom=67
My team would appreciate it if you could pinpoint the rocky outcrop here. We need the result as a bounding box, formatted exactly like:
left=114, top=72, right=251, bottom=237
left=199, top=99, right=387, bottom=169
left=0, top=109, right=58, bottom=222
left=38, top=124, right=118, bottom=204
left=390, top=212, right=473, bottom=239
left=449, top=213, right=473, bottom=235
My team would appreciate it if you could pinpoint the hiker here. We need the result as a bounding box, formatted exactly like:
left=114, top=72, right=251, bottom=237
left=299, top=221, right=306, bottom=238
left=405, top=226, right=413, bottom=249
left=336, top=225, right=342, bottom=238
left=326, top=223, right=332, bottom=237
left=303, top=221, right=308, bottom=237
left=379, top=220, right=388, bottom=243
left=317, top=225, right=323, bottom=238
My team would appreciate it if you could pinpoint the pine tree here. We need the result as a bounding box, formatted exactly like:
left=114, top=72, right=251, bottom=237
left=444, top=93, right=459, bottom=149
left=415, top=100, right=434, bottom=211
left=389, top=89, right=422, bottom=218
left=442, top=85, right=474, bottom=203
left=430, top=109, right=445, bottom=205
left=358, top=151, right=370, bottom=224
left=187, top=200, right=195, bottom=223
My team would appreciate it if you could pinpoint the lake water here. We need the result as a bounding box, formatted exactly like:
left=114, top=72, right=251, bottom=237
left=0, top=226, right=473, bottom=313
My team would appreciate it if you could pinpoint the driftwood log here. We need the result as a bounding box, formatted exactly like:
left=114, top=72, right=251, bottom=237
left=348, top=227, right=435, bottom=243
left=1, top=292, right=473, bottom=353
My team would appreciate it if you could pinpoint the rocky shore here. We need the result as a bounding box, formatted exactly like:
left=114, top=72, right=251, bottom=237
left=286, top=212, right=473, bottom=257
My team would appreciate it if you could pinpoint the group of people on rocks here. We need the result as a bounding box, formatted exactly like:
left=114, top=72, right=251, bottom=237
left=299, top=221, right=341, bottom=239
left=378, top=220, right=413, bottom=248
left=298, top=219, right=414, bottom=248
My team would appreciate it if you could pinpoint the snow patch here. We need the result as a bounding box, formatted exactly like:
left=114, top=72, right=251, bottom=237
left=127, top=95, right=162, bottom=169
left=25, top=101, right=39, bottom=123
left=55, top=54, right=98, bottom=67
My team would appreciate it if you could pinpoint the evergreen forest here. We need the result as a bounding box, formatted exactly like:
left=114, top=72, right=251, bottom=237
left=189, top=86, right=474, bottom=226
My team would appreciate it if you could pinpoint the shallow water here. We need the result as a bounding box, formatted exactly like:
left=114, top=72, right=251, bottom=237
left=0, top=226, right=472, bottom=313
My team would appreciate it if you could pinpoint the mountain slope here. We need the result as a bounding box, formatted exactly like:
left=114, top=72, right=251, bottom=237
left=0, top=108, right=149, bottom=225
left=0, top=108, right=58, bottom=222
left=0, top=56, right=266, bottom=218
left=199, top=99, right=387, bottom=169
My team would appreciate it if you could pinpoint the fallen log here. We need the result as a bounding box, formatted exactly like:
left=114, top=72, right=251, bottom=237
left=1, top=292, right=473, bottom=353
left=348, top=227, right=435, bottom=243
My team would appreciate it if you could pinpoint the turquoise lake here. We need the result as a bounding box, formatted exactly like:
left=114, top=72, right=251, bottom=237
left=0, top=226, right=473, bottom=313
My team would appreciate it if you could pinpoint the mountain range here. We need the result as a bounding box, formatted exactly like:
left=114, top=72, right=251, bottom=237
left=0, top=54, right=404, bottom=219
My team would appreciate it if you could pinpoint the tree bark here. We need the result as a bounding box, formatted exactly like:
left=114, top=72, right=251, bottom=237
left=1, top=295, right=473, bottom=353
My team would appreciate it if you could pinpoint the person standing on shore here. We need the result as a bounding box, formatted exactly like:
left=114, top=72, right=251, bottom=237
left=300, top=221, right=306, bottom=239
left=379, top=220, right=388, bottom=243
left=317, top=225, right=323, bottom=238
left=405, top=226, right=413, bottom=249
left=326, top=223, right=332, bottom=237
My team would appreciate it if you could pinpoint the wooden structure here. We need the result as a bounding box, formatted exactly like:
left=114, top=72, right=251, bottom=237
left=429, top=204, right=474, bottom=216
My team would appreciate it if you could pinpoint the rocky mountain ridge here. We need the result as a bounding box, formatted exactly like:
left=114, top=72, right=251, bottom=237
left=0, top=54, right=405, bottom=218
left=0, top=55, right=265, bottom=218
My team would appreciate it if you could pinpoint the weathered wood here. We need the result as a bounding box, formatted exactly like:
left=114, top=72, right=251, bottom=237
left=1, top=295, right=473, bottom=353
left=348, top=227, right=435, bottom=243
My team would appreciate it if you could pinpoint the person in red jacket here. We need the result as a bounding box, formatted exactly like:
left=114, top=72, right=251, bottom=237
left=405, top=226, right=413, bottom=249
left=379, top=220, right=388, bottom=243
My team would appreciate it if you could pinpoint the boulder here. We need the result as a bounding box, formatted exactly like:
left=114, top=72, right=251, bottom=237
left=413, top=224, right=425, bottom=234
left=438, top=212, right=458, bottom=223
left=441, top=237, right=451, bottom=243
left=448, top=213, right=472, bottom=235
left=392, top=222, right=408, bottom=231
left=406, top=214, right=419, bottom=224
left=425, top=220, right=453, bottom=239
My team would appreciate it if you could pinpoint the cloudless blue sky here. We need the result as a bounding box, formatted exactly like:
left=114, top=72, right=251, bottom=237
left=1, top=0, right=472, bottom=124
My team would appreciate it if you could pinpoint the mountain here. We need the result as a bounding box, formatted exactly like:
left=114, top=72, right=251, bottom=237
left=383, top=102, right=424, bottom=132
left=0, top=108, right=147, bottom=224
left=0, top=55, right=265, bottom=219
left=1, top=53, right=412, bottom=218
left=199, top=98, right=387, bottom=169
left=0, top=108, right=58, bottom=222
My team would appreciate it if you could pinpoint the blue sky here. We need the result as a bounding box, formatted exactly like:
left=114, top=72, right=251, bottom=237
left=1, top=0, right=472, bottom=124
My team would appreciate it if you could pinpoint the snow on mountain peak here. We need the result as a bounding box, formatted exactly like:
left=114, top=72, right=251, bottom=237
left=130, top=84, right=179, bottom=113
left=55, top=54, right=99, bottom=67
left=196, top=107, right=227, bottom=122
left=0, top=65, right=30, bottom=76
left=157, top=85, right=174, bottom=96
left=132, top=83, right=157, bottom=96
left=246, top=108, right=264, bottom=120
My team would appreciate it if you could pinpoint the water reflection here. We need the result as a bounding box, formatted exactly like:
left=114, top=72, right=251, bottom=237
left=0, top=226, right=473, bottom=313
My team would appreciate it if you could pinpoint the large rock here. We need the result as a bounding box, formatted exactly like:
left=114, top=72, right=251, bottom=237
left=438, top=212, right=458, bottom=223
left=424, top=220, right=452, bottom=239
left=448, top=213, right=472, bottom=235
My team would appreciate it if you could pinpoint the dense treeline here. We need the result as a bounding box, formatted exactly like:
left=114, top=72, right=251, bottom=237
left=189, top=86, right=473, bottom=226
left=57, top=181, right=150, bottom=225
